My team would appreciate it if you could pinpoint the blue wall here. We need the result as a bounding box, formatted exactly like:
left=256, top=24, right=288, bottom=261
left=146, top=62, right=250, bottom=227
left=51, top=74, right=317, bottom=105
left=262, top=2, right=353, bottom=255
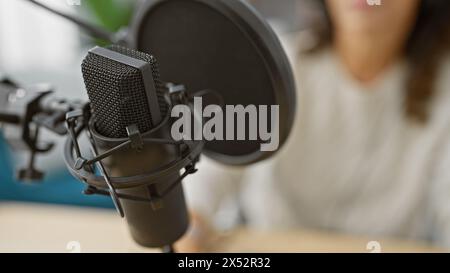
left=0, top=133, right=114, bottom=208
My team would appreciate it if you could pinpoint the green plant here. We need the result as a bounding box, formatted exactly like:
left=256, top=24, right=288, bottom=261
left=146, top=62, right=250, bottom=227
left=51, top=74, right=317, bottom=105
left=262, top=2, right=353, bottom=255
left=85, top=0, right=135, bottom=32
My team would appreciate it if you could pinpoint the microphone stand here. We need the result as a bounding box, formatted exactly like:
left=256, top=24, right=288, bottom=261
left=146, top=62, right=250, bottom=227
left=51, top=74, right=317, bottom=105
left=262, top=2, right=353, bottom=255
left=1, top=80, right=202, bottom=253
left=162, top=245, right=176, bottom=254
left=0, top=81, right=82, bottom=180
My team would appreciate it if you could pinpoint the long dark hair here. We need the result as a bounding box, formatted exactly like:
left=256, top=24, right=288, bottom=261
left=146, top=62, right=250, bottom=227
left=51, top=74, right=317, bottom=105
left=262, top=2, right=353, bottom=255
left=309, top=0, right=450, bottom=122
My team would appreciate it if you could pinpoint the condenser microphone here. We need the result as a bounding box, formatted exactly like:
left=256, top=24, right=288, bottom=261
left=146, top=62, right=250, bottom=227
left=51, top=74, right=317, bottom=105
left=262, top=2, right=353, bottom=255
left=81, top=45, right=189, bottom=248
left=16, top=0, right=296, bottom=251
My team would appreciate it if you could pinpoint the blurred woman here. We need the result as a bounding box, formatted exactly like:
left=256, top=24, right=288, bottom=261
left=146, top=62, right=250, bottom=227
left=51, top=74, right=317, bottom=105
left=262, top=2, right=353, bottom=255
left=181, top=0, right=450, bottom=251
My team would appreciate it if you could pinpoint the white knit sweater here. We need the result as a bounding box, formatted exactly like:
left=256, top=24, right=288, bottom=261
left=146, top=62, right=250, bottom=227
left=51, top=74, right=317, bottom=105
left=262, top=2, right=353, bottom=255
left=184, top=39, right=450, bottom=248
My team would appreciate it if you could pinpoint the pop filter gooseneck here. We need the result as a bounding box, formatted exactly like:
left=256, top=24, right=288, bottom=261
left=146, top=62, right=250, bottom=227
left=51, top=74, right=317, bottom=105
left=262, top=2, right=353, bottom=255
left=25, top=0, right=118, bottom=43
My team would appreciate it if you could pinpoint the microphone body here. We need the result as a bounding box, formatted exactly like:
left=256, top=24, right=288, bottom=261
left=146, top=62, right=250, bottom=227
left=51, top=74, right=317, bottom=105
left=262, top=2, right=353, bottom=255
left=82, top=45, right=189, bottom=248
left=90, top=121, right=189, bottom=248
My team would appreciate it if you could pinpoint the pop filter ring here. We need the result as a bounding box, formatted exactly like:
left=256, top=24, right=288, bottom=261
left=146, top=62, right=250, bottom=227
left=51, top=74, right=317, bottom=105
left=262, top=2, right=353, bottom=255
left=127, top=0, right=297, bottom=165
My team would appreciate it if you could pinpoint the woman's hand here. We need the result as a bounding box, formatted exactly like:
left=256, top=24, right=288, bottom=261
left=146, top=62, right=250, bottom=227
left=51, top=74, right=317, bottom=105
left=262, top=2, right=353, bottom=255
left=175, top=212, right=218, bottom=253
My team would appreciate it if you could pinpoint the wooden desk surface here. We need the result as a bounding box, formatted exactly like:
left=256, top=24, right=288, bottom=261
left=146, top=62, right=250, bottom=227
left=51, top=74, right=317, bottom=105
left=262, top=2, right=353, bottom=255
left=0, top=203, right=444, bottom=253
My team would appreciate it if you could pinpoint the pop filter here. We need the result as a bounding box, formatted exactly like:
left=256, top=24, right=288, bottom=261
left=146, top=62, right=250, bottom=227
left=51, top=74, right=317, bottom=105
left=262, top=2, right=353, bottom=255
left=127, top=0, right=296, bottom=165
left=22, top=0, right=296, bottom=165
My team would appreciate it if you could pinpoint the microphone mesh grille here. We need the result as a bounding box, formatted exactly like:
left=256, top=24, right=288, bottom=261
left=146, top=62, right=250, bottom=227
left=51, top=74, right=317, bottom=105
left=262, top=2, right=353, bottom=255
left=82, top=45, right=167, bottom=138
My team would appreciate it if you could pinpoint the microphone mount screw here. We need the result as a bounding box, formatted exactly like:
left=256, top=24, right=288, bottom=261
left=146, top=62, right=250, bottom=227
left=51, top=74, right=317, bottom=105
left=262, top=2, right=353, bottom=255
left=166, top=83, right=188, bottom=105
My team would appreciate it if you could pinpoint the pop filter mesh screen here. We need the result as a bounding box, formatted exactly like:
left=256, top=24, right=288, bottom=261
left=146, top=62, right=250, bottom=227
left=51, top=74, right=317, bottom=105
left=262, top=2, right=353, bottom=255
left=135, top=0, right=277, bottom=159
